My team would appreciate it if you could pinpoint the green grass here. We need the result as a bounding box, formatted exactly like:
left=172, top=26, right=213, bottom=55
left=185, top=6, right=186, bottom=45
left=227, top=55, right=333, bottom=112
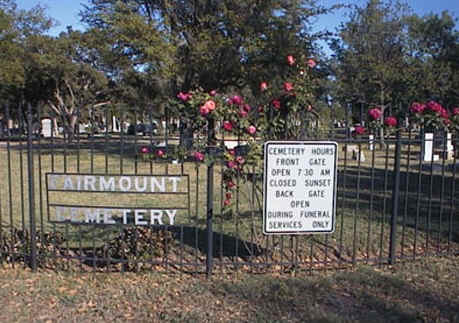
left=0, top=255, right=457, bottom=322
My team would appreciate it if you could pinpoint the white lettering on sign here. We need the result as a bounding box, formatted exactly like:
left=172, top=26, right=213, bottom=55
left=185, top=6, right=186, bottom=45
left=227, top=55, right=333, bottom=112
left=263, top=141, right=337, bottom=234
left=54, top=206, right=178, bottom=225
left=47, top=175, right=183, bottom=193
left=46, top=174, right=189, bottom=225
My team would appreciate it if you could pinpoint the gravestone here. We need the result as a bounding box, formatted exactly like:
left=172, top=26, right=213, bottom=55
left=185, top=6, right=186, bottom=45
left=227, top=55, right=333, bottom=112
left=445, top=133, right=454, bottom=160
left=41, top=118, right=52, bottom=137
left=368, top=134, right=374, bottom=151
left=78, top=123, right=87, bottom=133
left=422, top=133, right=434, bottom=162
left=112, top=116, right=120, bottom=132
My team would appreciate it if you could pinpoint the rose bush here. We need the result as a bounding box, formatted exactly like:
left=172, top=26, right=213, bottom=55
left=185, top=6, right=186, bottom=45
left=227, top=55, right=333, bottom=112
left=163, top=55, right=319, bottom=212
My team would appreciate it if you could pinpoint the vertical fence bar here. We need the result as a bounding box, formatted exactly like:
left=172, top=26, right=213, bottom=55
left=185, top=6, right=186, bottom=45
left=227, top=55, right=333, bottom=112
left=206, top=118, right=215, bottom=276
left=26, top=104, right=37, bottom=270
left=389, top=125, right=402, bottom=264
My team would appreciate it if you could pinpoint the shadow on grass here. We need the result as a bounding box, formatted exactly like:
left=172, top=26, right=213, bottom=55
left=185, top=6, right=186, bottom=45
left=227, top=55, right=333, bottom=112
left=169, top=225, right=266, bottom=259
left=208, top=263, right=459, bottom=322
left=338, top=165, right=459, bottom=242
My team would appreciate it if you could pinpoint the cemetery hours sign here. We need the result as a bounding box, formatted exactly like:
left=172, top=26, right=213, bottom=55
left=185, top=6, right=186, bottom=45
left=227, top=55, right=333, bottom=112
left=263, top=141, right=337, bottom=234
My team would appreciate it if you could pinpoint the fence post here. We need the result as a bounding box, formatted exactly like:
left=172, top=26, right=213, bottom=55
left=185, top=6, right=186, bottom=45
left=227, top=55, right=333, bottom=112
left=389, top=120, right=402, bottom=265
left=26, top=103, right=37, bottom=270
left=206, top=118, right=215, bottom=276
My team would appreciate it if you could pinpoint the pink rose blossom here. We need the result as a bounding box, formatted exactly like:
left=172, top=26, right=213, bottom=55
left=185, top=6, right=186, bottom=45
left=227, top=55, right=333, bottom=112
left=440, top=108, right=449, bottom=119
left=283, top=82, right=294, bottom=92
left=228, top=149, right=235, bottom=156
left=194, top=152, right=204, bottom=161
left=223, top=199, right=231, bottom=206
left=200, top=105, right=210, bottom=116
left=287, top=55, right=295, bottom=66
left=258, top=106, right=264, bottom=113
left=410, top=102, right=425, bottom=114
left=260, top=82, right=268, bottom=91
left=443, top=119, right=451, bottom=126
left=227, top=181, right=235, bottom=189
left=177, top=92, right=191, bottom=102
left=272, top=99, right=281, bottom=110
left=368, top=108, right=382, bottom=120
left=384, top=116, right=397, bottom=127
left=243, top=104, right=251, bottom=112
left=209, top=90, right=217, bottom=96
left=426, top=101, right=442, bottom=113
left=156, top=149, right=164, bottom=157
left=227, top=160, right=237, bottom=169
left=223, top=121, right=233, bottom=131
left=236, top=156, right=245, bottom=165
left=231, top=95, right=243, bottom=106
left=307, top=59, right=316, bottom=68
left=204, top=100, right=216, bottom=111
left=453, top=107, right=459, bottom=115
left=239, top=108, right=248, bottom=118
left=247, top=125, right=256, bottom=135
left=140, top=146, right=149, bottom=154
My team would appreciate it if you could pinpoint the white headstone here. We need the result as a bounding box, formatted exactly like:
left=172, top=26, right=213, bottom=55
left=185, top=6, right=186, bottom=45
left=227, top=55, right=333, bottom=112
left=446, top=133, right=454, bottom=152
left=368, top=134, right=374, bottom=151
left=41, top=118, right=52, bottom=138
left=112, top=116, right=120, bottom=132
left=78, top=123, right=87, bottom=133
left=422, top=133, right=434, bottom=162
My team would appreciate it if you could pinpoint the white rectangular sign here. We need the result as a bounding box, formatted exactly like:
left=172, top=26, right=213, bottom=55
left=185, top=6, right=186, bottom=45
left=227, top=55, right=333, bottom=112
left=263, top=141, right=338, bottom=234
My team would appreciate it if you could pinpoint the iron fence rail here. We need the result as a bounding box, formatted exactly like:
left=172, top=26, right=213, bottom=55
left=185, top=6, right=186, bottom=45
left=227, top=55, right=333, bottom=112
left=0, top=104, right=457, bottom=274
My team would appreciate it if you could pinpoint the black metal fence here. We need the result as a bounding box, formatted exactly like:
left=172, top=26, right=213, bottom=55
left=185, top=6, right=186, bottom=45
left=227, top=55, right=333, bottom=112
left=0, top=104, right=457, bottom=274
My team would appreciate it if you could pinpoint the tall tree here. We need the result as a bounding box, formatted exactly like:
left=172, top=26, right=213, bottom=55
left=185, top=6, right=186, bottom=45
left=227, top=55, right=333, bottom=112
left=331, top=0, right=411, bottom=125
left=406, top=11, right=459, bottom=107
left=23, top=29, right=110, bottom=137
left=80, top=0, right=330, bottom=102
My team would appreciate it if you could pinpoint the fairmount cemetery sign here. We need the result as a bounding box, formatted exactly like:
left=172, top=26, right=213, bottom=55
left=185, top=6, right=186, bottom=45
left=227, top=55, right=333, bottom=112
left=46, top=173, right=190, bottom=225
left=263, top=141, right=338, bottom=234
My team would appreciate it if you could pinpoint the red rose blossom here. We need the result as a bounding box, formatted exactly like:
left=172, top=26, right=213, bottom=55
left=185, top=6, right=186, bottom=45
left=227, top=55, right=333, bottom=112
left=384, top=116, right=397, bottom=127
left=426, top=101, right=442, bottom=113
left=156, top=149, right=164, bottom=157
left=223, top=121, right=233, bottom=131
left=410, top=102, right=425, bottom=114
left=369, top=108, right=382, bottom=120
left=353, top=126, right=366, bottom=135
left=272, top=99, right=281, bottom=110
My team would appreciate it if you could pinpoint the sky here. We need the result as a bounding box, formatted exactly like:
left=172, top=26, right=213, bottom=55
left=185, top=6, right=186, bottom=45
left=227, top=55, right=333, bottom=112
left=14, top=0, right=459, bottom=39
